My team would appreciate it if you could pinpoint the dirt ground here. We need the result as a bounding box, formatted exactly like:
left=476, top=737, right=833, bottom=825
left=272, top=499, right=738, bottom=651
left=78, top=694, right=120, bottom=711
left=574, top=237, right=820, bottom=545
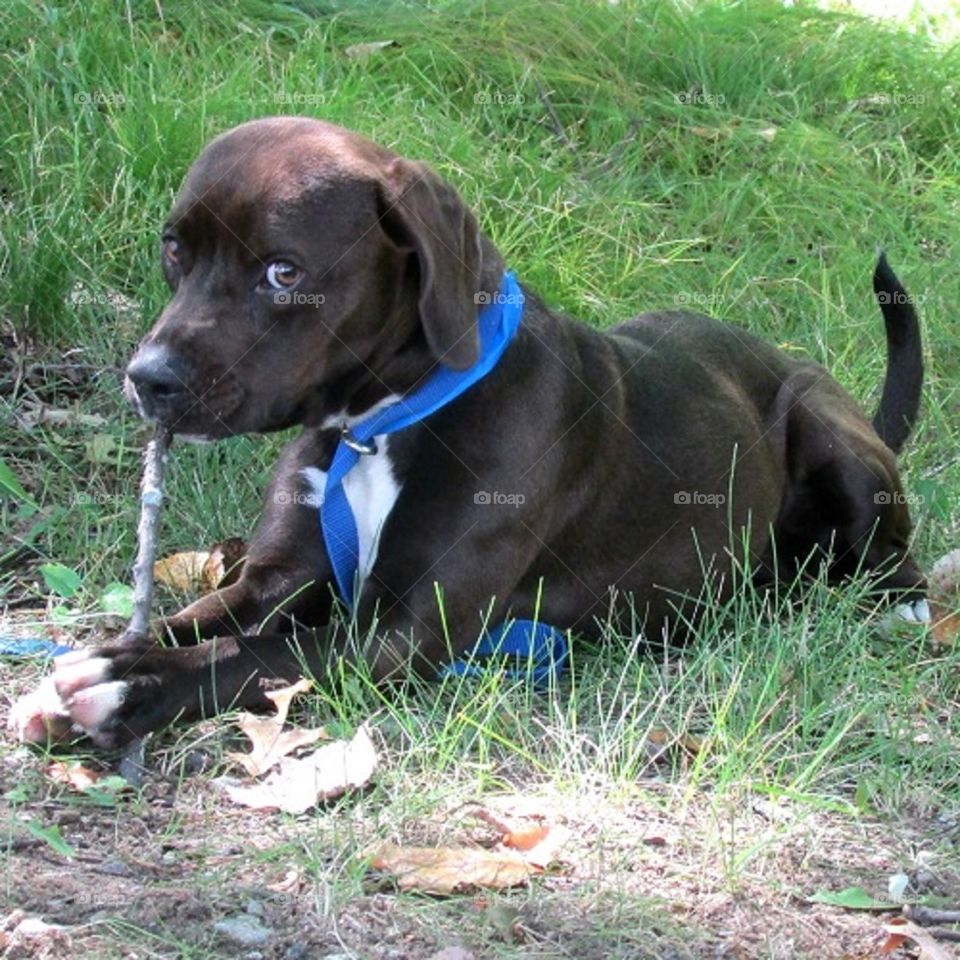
left=2, top=691, right=958, bottom=960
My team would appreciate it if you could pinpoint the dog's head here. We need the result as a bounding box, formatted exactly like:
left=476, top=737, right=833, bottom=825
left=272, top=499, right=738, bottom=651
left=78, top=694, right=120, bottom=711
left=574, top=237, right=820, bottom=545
left=125, top=117, right=504, bottom=438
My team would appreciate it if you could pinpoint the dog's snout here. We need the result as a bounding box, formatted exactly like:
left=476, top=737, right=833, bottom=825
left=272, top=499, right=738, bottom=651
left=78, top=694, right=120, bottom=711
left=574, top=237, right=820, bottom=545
left=126, top=344, right=189, bottom=415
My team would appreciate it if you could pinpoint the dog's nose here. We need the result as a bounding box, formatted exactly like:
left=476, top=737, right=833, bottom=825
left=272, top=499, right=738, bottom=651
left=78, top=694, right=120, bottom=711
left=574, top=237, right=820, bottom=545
left=126, top=344, right=189, bottom=414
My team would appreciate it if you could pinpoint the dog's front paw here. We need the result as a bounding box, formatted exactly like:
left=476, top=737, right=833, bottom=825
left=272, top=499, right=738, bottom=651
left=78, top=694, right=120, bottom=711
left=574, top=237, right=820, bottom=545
left=9, top=644, right=185, bottom=749
left=7, top=674, right=75, bottom=744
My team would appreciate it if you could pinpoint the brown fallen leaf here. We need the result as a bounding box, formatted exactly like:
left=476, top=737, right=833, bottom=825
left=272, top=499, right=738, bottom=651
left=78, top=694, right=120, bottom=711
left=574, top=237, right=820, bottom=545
left=267, top=868, right=303, bottom=895
left=154, top=550, right=210, bottom=592
left=154, top=540, right=247, bottom=593
left=227, top=714, right=327, bottom=777
left=882, top=918, right=954, bottom=960
left=646, top=727, right=704, bottom=760
left=468, top=807, right=568, bottom=866
left=47, top=760, right=105, bottom=790
left=216, top=724, right=377, bottom=813
left=930, top=600, right=960, bottom=650
left=502, top=823, right=549, bottom=852
left=369, top=842, right=536, bottom=894
left=203, top=538, right=247, bottom=589
left=261, top=677, right=313, bottom=718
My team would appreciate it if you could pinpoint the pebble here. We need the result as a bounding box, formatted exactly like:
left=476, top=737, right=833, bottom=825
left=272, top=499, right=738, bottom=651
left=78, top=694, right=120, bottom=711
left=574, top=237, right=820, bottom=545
left=215, top=916, right=273, bottom=949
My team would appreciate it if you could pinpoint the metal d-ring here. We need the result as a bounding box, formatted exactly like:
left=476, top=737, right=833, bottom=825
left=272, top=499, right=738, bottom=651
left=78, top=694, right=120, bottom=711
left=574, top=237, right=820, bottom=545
left=341, top=426, right=378, bottom=455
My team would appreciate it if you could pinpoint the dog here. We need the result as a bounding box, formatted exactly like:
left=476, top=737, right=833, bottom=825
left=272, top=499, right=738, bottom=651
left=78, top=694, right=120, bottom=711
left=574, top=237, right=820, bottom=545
left=10, top=116, right=927, bottom=749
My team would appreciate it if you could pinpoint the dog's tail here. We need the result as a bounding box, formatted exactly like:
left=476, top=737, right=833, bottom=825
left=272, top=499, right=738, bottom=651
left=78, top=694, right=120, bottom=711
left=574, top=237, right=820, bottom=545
left=871, top=252, right=923, bottom=455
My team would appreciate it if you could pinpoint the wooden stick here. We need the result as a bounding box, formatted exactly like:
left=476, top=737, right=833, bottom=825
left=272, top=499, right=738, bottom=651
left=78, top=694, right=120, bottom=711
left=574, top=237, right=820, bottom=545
left=905, top=905, right=960, bottom=927
left=125, top=426, right=171, bottom=642
left=119, top=426, right=171, bottom=784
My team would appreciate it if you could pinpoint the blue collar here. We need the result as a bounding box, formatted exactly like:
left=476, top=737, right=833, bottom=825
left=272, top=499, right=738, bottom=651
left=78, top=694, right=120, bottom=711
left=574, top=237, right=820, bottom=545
left=319, top=270, right=567, bottom=684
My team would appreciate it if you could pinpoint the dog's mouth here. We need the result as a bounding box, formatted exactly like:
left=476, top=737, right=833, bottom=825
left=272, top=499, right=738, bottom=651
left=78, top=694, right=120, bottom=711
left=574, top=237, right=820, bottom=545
left=123, top=368, right=247, bottom=439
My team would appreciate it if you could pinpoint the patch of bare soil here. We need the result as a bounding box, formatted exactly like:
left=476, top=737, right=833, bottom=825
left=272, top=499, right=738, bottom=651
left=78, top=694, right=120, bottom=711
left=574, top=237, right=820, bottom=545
left=2, top=708, right=959, bottom=960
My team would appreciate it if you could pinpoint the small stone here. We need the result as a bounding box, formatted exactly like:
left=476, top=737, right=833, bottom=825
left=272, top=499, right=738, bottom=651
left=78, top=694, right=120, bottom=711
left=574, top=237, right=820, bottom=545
left=215, top=916, right=272, bottom=949
left=245, top=898, right=265, bottom=917
left=100, top=859, right=132, bottom=877
left=284, top=945, right=310, bottom=960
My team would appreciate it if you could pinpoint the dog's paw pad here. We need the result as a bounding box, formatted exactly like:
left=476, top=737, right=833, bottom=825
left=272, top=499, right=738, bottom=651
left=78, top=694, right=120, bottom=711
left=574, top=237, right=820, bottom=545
left=7, top=675, right=74, bottom=744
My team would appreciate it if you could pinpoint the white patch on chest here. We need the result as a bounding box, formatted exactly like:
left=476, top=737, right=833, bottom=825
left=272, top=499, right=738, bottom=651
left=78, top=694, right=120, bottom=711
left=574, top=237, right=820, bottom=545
left=300, top=435, right=401, bottom=587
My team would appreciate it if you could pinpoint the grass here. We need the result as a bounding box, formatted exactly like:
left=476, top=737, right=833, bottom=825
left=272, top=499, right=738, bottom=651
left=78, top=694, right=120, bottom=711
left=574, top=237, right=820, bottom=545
left=1, top=0, right=959, bottom=957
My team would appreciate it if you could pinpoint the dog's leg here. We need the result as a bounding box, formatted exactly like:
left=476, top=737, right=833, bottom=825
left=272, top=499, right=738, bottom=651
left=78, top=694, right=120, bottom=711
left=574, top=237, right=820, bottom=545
left=161, top=432, right=338, bottom=642
left=14, top=503, right=541, bottom=746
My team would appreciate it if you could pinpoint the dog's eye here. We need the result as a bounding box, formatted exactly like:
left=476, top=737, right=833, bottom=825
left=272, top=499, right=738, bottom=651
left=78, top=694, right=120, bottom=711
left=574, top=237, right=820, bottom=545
left=162, top=237, right=181, bottom=265
left=265, top=261, right=303, bottom=291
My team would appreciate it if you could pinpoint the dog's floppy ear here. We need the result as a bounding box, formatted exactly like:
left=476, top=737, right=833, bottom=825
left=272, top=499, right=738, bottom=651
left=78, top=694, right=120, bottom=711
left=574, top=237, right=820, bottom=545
left=378, top=158, right=482, bottom=370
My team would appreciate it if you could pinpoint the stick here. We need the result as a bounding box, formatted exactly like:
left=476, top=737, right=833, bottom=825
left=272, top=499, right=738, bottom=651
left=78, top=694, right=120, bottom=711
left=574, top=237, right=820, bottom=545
left=905, top=905, right=960, bottom=926
left=125, top=426, right=171, bottom=642
left=118, top=426, right=171, bottom=785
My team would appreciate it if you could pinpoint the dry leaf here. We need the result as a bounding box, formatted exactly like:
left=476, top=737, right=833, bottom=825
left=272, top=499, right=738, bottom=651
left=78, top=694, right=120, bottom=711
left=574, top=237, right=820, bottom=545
left=228, top=716, right=327, bottom=777
left=646, top=727, right=704, bottom=758
left=267, top=868, right=303, bottom=895
left=882, top=919, right=954, bottom=960
left=262, top=677, right=313, bottom=719
left=154, top=550, right=210, bottom=592
left=369, top=842, right=535, bottom=894
left=216, top=724, right=377, bottom=813
left=930, top=600, right=960, bottom=650
left=17, top=403, right=107, bottom=431
left=203, top=538, right=247, bottom=588
left=47, top=761, right=104, bottom=790
left=344, top=40, right=399, bottom=59
left=688, top=126, right=730, bottom=141
left=469, top=807, right=568, bottom=866
left=502, top=823, right=549, bottom=852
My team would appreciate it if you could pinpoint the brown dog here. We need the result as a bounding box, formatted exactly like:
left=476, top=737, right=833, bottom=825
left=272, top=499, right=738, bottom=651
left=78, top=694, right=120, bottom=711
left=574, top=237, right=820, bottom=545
left=10, top=117, right=926, bottom=748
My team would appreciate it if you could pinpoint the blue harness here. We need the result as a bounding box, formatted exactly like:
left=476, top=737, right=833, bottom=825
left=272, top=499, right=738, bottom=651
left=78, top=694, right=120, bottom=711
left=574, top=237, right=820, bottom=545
left=319, top=271, right=568, bottom=685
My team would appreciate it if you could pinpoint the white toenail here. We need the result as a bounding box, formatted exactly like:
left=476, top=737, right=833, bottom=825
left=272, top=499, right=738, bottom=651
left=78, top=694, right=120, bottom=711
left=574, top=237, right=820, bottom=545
left=895, top=603, right=917, bottom=623
left=54, top=657, right=111, bottom=697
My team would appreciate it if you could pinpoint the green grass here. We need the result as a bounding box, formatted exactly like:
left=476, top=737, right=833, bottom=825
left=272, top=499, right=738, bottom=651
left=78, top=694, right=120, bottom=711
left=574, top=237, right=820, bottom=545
left=1, top=1, right=959, bottom=956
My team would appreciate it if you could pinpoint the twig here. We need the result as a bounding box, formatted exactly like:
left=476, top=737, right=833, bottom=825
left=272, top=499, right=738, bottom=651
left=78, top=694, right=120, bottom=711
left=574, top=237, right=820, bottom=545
left=905, top=905, right=960, bottom=926
left=118, top=426, right=171, bottom=784
left=928, top=928, right=960, bottom=943
left=126, top=426, right=171, bottom=641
